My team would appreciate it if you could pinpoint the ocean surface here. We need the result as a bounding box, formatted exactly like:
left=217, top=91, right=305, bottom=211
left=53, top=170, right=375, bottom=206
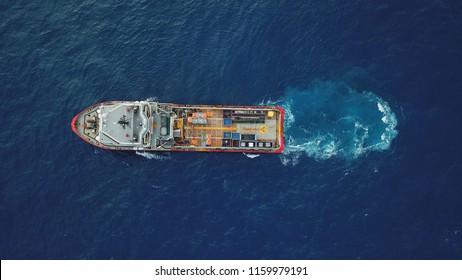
left=1, top=0, right=462, bottom=259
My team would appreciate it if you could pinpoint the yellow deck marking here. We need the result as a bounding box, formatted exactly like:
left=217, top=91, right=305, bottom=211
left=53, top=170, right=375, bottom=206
left=177, top=118, right=184, bottom=138
left=260, top=125, right=266, bottom=134
left=177, top=118, right=183, bottom=128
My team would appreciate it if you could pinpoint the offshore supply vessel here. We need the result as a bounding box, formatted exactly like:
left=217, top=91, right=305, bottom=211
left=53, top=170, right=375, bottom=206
left=71, top=101, right=284, bottom=153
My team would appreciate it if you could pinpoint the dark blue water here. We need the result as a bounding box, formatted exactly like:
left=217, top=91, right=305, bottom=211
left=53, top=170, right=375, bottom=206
left=1, top=0, right=462, bottom=259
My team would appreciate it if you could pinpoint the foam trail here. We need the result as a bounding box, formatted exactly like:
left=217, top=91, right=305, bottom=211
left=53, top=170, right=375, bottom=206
left=243, top=153, right=260, bottom=159
left=263, top=81, right=398, bottom=165
left=135, top=151, right=171, bottom=160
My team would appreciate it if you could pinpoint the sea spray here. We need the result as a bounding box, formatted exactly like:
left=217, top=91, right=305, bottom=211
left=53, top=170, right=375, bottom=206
left=243, top=153, right=260, bottom=159
left=135, top=151, right=172, bottom=160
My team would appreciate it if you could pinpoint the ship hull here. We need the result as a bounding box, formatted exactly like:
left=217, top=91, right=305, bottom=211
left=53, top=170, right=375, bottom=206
left=71, top=102, right=284, bottom=153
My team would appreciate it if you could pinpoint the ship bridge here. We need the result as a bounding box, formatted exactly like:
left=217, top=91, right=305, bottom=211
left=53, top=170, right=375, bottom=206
left=97, top=102, right=153, bottom=147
